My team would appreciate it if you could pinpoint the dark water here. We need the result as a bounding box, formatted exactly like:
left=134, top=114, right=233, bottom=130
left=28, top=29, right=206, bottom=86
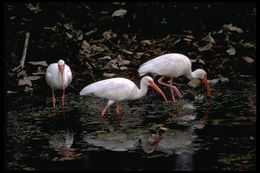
left=5, top=76, right=256, bottom=171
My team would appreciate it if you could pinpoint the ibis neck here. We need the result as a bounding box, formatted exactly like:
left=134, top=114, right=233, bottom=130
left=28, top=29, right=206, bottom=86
left=131, top=83, right=148, bottom=100
left=57, top=68, right=65, bottom=89
left=186, top=70, right=198, bottom=80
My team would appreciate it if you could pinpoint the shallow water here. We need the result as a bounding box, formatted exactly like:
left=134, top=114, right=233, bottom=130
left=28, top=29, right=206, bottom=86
left=5, top=76, right=256, bottom=171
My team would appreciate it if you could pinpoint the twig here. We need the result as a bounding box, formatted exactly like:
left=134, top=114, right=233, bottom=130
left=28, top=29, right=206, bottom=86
left=20, top=32, right=30, bottom=68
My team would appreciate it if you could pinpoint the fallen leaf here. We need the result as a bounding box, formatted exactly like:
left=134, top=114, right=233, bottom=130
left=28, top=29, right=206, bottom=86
left=92, top=45, right=104, bottom=52
left=18, top=76, right=41, bottom=87
left=198, top=33, right=215, bottom=52
left=19, top=78, right=32, bottom=87
left=185, top=35, right=194, bottom=39
left=117, top=56, right=130, bottom=66
left=32, top=67, right=46, bottom=75
left=44, top=25, right=57, bottom=32
left=121, top=49, right=133, bottom=55
left=81, top=40, right=104, bottom=53
left=7, top=90, right=17, bottom=94
left=202, top=32, right=216, bottom=43
left=27, top=76, right=41, bottom=81
left=111, top=9, right=127, bottom=17
left=26, top=3, right=42, bottom=13
left=243, top=56, right=254, bottom=63
left=103, top=30, right=117, bottom=40
left=120, top=66, right=128, bottom=70
left=135, top=52, right=144, bottom=59
left=24, top=86, right=33, bottom=92
left=226, top=46, right=236, bottom=55
left=240, top=42, right=255, bottom=48
left=66, top=32, right=73, bottom=39
left=172, top=38, right=181, bottom=45
left=28, top=61, right=48, bottom=67
left=223, top=23, right=243, bottom=33
left=183, top=38, right=192, bottom=42
left=84, top=29, right=97, bottom=37
left=63, top=23, right=73, bottom=30
left=98, top=56, right=112, bottom=61
left=103, top=62, right=119, bottom=70
left=141, top=40, right=152, bottom=45
left=198, top=43, right=213, bottom=52
left=103, top=73, right=116, bottom=78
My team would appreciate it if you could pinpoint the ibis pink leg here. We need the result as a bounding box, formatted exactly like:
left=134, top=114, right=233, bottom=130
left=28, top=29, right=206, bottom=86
left=169, top=78, right=182, bottom=97
left=158, top=76, right=182, bottom=101
left=61, top=89, right=65, bottom=107
left=115, top=102, right=122, bottom=123
left=100, top=101, right=114, bottom=118
left=52, top=89, right=56, bottom=107
left=169, top=85, right=176, bottom=102
left=101, top=106, right=109, bottom=118
left=100, top=105, right=110, bottom=118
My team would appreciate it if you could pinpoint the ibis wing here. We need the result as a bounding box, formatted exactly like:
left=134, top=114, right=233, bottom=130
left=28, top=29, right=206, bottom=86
left=80, top=78, right=136, bottom=101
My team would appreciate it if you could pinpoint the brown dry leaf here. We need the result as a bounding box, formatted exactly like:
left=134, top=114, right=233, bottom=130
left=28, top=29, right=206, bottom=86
left=198, top=43, right=213, bottom=52
left=32, top=67, right=46, bottom=75
left=202, top=33, right=215, bottom=43
left=134, top=52, right=144, bottom=59
left=111, top=9, right=127, bottom=17
left=103, top=73, right=116, bottom=78
left=26, top=3, right=42, bottom=13
left=239, top=42, right=255, bottom=48
left=18, top=76, right=41, bottom=87
left=226, top=46, right=236, bottom=55
left=103, top=62, right=119, bottom=70
left=27, top=76, right=41, bottom=81
left=98, top=56, right=112, bottom=61
left=81, top=40, right=104, bottom=54
left=24, top=86, right=33, bottom=92
left=121, top=49, right=133, bottom=55
left=223, top=23, right=243, bottom=33
left=44, top=25, right=57, bottom=32
left=84, top=29, right=97, bottom=37
left=91, top=45, right=104, bottom=52
left=63, top=23, right=73, bottom=30
left=103, top=30, right=117, bottom=40
left=117, top=55, right=130, bottom=66
left=19, top=78, right=32, bottom=87
left=7, top=90, right=17, bottom=94
left=183, top=38, right=192, bottom=42
left=81, top=40, right=91, bottom=50
left=243, top=56, right=254, bottom=64
left=198, top=33, right=215, bottom=52
left=119, top=66, right=128, bottom=70
left=173, top=38, right=181, bottom=45
left=184, top=35, right=194, bottom=42
left=141, top=40, right=152, bottom=45
left=66, top=32, right=73, bottom=39
left=28, top=61, right=48, bottom=67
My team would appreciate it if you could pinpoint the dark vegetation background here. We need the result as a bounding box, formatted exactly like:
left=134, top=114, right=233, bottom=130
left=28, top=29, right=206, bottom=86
left=5, top=2, right=256, bottom=95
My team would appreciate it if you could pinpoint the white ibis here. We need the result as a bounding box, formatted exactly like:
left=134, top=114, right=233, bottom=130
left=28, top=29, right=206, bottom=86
left=79, top=76, right=168, bottom=118
left=138, top=53, right=211, bottom=101
left=45, top=60, right=72, bottom=107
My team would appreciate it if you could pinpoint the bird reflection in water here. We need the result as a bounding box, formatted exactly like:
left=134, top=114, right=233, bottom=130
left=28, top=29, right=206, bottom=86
left=49, top=129, right=81, bottom=161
